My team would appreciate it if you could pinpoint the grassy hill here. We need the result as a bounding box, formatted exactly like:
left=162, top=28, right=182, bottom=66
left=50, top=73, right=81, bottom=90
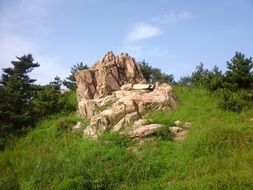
left=1, top=86, right=253, bottom=189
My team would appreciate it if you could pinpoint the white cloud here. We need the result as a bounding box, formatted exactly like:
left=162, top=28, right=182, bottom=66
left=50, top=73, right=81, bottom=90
left=151, top=11, right=193, bottom=25
left=124, top=11, right=192, bottom=43
left=119, top=45, right=168, bottom=58
left=122, top=11, right=192, bottom=56
left=125, top=23, right=162, bottom=42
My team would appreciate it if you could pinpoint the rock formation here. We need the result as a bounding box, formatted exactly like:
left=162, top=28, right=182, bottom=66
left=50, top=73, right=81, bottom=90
left=75, top=51, right=146, bottom=102
left=75, top=52, right=181, bottom=139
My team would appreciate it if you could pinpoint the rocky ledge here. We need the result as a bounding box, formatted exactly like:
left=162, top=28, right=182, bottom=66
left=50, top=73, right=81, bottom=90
left=75, top=52, right=188, bottom=139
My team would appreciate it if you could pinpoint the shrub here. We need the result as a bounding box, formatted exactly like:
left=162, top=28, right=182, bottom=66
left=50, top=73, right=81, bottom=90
left=59, top=90, right=77, bottom=113
left=206, top=74, right=224, bottom=92
left=216, top=89, right=246, bottom=113
left=225, top=52, right=253, bottom=90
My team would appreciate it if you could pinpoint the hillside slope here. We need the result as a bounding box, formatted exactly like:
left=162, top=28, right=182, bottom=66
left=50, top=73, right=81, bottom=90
left=1, top=86, right=253, bottom=189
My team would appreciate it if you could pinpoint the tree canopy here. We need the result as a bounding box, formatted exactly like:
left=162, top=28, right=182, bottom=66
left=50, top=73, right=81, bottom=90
left=138, top=60, right=174, bottom=84
left=0, top=55, right=39, bottom=148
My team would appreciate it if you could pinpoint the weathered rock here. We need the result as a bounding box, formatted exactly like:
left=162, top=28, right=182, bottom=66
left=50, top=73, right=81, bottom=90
left=75, top=52, right=178, bottom=139
left=120, top=121, right=189, bottom=140
left=169, top=126, right=184, bottom=134
left=83, top=126, right=98, bottom=139
left=75, top=51, right=146, bottom=101
left=122, top=124, right=164, bottom=138
left=112, top=112, right=140, bottom=131
left=174, top=120, right=183, bottom=127
left=174, top=120, right=192, bottom=129
left=132, top=83, right=152, bottom=90
left=133, top=119, right=148, bottom=128
left=120, top=83, right=133, bottom=91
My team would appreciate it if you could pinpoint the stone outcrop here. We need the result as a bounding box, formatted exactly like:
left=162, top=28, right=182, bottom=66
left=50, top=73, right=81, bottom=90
left=75, top=51, right=146, bottom=102
left=75, top=52, right=181, bottom=139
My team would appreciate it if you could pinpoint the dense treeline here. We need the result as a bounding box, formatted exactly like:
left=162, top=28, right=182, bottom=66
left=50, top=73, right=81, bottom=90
left=178, top=52, right=253, bottom=112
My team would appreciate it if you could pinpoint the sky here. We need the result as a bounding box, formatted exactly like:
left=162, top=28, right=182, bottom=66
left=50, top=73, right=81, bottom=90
left=0, top=0, right=253, bottom=84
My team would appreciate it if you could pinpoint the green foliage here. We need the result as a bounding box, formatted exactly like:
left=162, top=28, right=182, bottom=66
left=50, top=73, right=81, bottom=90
left=225, top=52, right=253, bottom=90
left=55, top=117, right=79, bottom=136
left=179, top=52, right=253, bottom=113
left=32, top=86, right=77, bottom=118
left=59, top=90, right=77, bottom=112
left=178, top=75, right=192, bottom=86
left=0, top=54, right=39, bottom=149
left=191, top=62, right=209, bottom=86
left=63, top=62, right=89, bottom=90
left=99, top=132, right=133, bottom=148
left=138, top=60, right=174, bottom=83
left=205, top=65, right=224, bottom=91
left=156, top=126, right=173, bottom=141
left=216, top=89, right=246, bottom=113
left=55, top=177, right=86, bottom=190
left=49, top=76, right=62, bottom=91
left=32, top=86, right=63, bottom=117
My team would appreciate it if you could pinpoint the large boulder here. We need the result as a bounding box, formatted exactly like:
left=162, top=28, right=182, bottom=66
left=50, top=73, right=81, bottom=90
left=75, top=52, right=178, bottom=139
left=75, top=51, right=146, bottom=102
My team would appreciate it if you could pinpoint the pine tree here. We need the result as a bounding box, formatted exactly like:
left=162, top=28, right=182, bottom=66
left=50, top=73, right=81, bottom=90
left=225, top=52, right=253, bottom=89
left=0, top=54, right=39, bottom=147
left=138, top=60, right=174, bottom=83
left=50, top=76, right=62, bottom=91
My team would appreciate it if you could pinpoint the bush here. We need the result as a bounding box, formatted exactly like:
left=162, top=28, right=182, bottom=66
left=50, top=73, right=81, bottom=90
left=59, top=90, right=77, bottom=113
left=216, top=89, right=246, bottom=113
left=206, top=74, right=224, bottom=92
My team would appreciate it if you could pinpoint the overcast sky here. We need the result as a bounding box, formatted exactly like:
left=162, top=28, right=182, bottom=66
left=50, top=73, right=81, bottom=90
left=0, top=0, right=253, bottom=84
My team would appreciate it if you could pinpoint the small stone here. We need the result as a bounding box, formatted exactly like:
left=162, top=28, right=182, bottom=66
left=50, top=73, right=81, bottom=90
left=169, top=126, right=184, bottom=134
left=122, top=124, right=163, bottom=138
left=133, top=119, right=147, bottom=128
left=73, top=121, right=82, bottom=130
left=183, top=122, right=192, bottom=129
left=120, top=83, right=133, bottom=91
left=174, top=120, right=182, bottom=126
left=132, top=83, right=151, bottom=90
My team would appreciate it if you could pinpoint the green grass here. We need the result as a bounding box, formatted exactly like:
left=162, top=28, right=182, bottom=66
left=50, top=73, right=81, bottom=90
left=1, top=86, right=253, bottom=189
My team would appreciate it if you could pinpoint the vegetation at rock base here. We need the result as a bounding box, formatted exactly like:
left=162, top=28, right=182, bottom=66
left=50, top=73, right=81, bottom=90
left=1, top=86, right=253, bottom=189
left=0, top=51, right=253, bottom=189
